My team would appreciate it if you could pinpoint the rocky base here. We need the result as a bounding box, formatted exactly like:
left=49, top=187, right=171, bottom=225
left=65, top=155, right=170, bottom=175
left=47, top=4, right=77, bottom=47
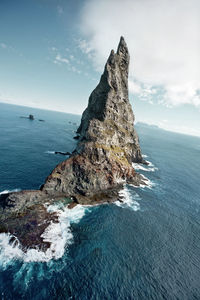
left=0, top=204, right=58, bottom=251
left=0, top=175, right=146, bottom=251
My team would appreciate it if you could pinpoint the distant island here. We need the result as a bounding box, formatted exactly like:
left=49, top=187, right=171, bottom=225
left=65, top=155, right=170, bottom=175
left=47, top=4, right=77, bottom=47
left=0, top=37, right=147, bottom=251
left=20, top=114, right=45, bottom=121
left=136, top=122, right=160, bottom=129
left=20, top=114, right=34, bottom=120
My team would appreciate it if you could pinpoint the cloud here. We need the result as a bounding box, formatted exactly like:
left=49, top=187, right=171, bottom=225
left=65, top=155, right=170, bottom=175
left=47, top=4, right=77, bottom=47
left=78, top=39, right=93, bottom=55
left=80, top=0, right=200, bottom=107
left=136, top=120, right=200, bottom=137
left=163, top=83, right=200, bottom=107
left=57, top=5, right=63, bottom=15
left=129, top=80, right=142, bottom=95
left=54, top=54, right=69, bottom=65
left=158, top=121, right=200, bottom=137
left=129, top=80, right=160, bottom=104
left=0, top=42, right=25, bottom=59
left=0, top=43, right=7, bottom=49
left=53, top=52, right=83, bottom=75
left=70, top=65, right=82, bottom=74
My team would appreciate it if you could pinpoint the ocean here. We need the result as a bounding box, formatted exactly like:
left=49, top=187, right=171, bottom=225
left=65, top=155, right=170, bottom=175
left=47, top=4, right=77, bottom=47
left=0, top=102, right=200, bottom=299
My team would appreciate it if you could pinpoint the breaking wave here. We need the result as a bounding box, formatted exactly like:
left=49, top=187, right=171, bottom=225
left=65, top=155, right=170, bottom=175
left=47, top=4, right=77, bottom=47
left=115, top=186, right=141, bottom=211
left=0, top=189, right=21, bottom=195
left=45, top=150, right=55, bottom=154
left=139, top=174, right=155, bottom=189
left=132, top=160, right=158, bottom=172
left=128, top=174, right=155, bottom=190
left=0, top=203, right=90, bottom=265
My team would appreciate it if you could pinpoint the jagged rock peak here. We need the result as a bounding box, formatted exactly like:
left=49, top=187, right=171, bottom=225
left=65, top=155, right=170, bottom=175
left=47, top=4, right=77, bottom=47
left=76, top=36, right=142, bottom=163
left=117, top=36, right=127, bottom=53
left=43, top=37, right=145, bottom=200
left=43, top=37, right=145, bottom=199
left=77, top=36, right=130, bottom=137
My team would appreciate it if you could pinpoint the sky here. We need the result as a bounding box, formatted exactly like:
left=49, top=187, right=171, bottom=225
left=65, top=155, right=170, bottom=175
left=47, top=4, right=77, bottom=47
left=0, top=0, right=199, bottom=137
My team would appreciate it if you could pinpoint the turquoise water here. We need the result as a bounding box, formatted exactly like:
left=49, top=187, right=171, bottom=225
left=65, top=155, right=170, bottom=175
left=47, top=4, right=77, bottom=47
left=0, top=103, right=200, bottom=299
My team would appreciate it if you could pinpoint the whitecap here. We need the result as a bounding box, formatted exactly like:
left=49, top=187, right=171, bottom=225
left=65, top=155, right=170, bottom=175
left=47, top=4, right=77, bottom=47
left=128, top=173, right=155, bottom=190
left=0, top=234, right=23, bottom=268
left=145, top=160, right=155, bottom=167
left=132, top=161, right=158, bottom=172
left=45, top=151, right=55, bottom=154
left=0, top=188, right=21, bottom=195
left=139, top=174, right=155, bottom=189
left=115, top=186, right=140, bottom=211
left=0, top=203, right=90, bottom=265
left=142, top=154, right=148, bottom=158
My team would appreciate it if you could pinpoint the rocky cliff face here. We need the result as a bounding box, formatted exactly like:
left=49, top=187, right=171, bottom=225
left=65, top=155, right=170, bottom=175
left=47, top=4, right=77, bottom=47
left=76, top=37, right=143, bottom=163
left=0, top=37, right=146, bottom=250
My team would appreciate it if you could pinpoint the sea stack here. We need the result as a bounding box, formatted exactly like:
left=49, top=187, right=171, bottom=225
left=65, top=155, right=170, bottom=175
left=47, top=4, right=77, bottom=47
left=0, top=37, right=146, bottom=248
left=29, top=114, right=34, bottom=120
left=43, top=36, right=145, bottom=202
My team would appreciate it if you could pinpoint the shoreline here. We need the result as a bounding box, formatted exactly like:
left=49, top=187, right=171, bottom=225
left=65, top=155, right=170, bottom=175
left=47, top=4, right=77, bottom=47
left=0, top=175, right=149, bottom=256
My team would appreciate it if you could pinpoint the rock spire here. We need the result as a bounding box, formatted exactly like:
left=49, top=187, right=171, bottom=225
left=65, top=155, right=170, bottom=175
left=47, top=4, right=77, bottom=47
left=43, top=36, right=145, bottom=201
left=76, top=36, right=143, bottom=163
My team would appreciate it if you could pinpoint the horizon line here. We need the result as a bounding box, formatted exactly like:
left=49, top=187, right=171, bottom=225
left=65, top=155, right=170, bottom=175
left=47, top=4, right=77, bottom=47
left=0, top=100, right=199, bottom=139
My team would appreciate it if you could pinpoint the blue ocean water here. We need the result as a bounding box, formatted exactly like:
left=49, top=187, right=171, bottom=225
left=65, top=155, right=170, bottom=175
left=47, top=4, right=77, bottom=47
left=0, top=102, right=200, bottom=299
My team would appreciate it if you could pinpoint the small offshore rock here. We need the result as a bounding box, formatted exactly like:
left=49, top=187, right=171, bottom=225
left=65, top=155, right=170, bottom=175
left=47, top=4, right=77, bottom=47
left=55, top=151, right=71, bottom=156
left=73, top=135, right=80, bottom=140
left=29, top=114, right=34, bottom=120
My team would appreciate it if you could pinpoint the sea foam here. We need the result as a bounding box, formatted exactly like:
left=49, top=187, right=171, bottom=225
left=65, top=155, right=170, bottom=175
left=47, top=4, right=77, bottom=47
left=0, top=188, right=21, bottom=195
left=0, top=203, right=90, bottom=265
left=132, top=161, right=158, bottom=172
left=128, top=173, right=155, bottom=190
left=115, top=186, right=141, bottom=211
left=139, top=174, right=155, bottom=189
left=45, top=150, right=55, bottom=154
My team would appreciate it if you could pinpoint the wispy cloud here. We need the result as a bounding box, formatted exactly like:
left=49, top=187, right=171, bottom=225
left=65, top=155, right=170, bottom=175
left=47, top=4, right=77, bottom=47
left=0, top=43, right=7, bottom=49
left=52, top=52, right=83, bottom=75
left=129, top=80, right=160, bottom=105
left=50, top=44, right=97, bottom=79
left=78, top=39, right=92, bottom=54
left=54, top=54, right=69, bottom=65
left=57, top=5, right=63, bottom=15
left=80, top=0, right=200, bottom=108
left=70, top=66, right=81, bottom=74
left=0, top=41, right=28, bottom=62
